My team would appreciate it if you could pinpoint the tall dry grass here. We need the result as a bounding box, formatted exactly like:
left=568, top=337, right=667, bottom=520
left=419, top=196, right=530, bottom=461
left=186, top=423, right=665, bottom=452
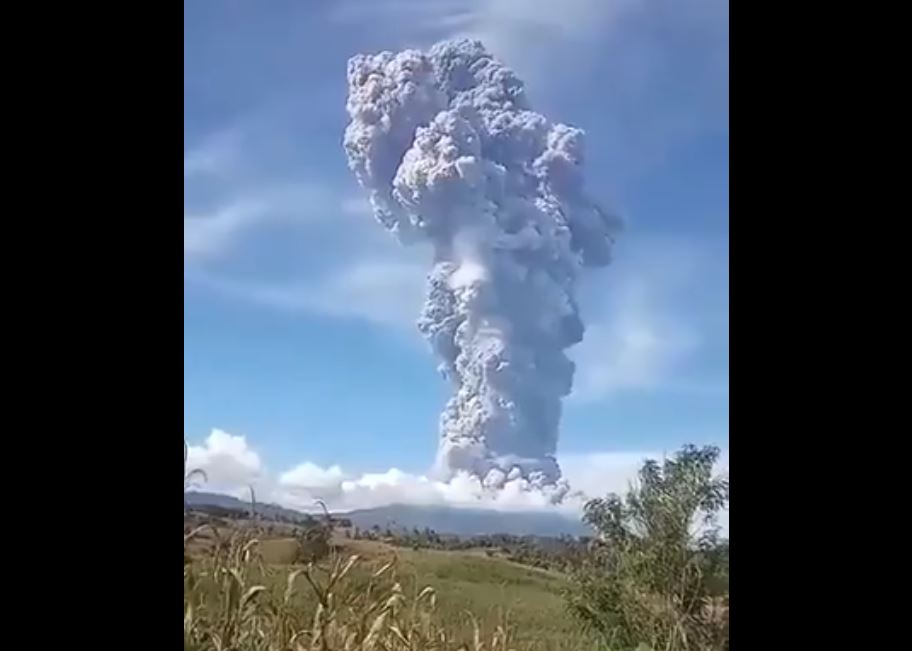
left=184, top=525, right=520, bottom=651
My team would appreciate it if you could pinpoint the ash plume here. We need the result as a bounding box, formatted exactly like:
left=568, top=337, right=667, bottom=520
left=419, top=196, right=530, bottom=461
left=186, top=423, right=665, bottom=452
left=343, top=39, right=620, bottom=502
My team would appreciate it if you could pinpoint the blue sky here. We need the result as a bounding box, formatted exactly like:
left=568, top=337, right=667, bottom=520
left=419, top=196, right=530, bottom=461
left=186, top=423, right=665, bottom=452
left=184, top=0, right=728, bottom=511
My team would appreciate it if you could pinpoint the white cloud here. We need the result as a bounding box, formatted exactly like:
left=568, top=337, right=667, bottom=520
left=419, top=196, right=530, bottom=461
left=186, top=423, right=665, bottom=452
left=186, top=257, right=429, bottom=330
left=340, top=196, right=373, bottom=218
left=560, top=450, right=660, bottom=499
left=335, top=0, right=726, bottom=182
left=186, top=429, right=264, bottom=495
left=183, top=123, right=430, bottom=329
left=183, top=183, right=348, bottom=260
left=330, top=0, right=637, bottom=51
left=274, top=452, right=728, bottom=536
left=188, top=233, right=725, bottom=402
left=327, top=1, right=642, bottom=92
left=275, top=465, right=580, bottom=515
left=570, top=286, right=698, bottom=401
left=449, top=0, right=640, bottom=75
left=279, top=462, right=347, bottom=499
left=184, top=200, right=269, bottom=258
left=184, top=128, right=241, bottom=179
left=569, top=236, right=725, bottom=402
left=188, top=429, right=727, bottom=538
left=329, top=0, right=474, bottom=28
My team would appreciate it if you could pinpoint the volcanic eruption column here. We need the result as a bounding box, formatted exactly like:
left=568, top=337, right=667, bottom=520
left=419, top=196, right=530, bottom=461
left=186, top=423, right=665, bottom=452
left=343, top=39, right=619, bottom=500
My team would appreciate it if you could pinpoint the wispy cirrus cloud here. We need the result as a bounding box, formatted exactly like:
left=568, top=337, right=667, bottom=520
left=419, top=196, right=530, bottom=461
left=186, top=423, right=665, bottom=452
left=186, top=257, right=428, bottom=330
left=329, top=0, right=638, bottom=48
left=184, top=200, right=269, bottom=259
left=570, top=303, right=699, bottom=402
left=329, top=0, right=727, bottom=183
left=184, top=128, right=243, bottom=179
left=568, top=234, right=727, bottom=402
left=448, top=0, right=641, bottom=74
left=184, top=184, right=371, bottom=261
left=187, top=226, right=726, bottom=401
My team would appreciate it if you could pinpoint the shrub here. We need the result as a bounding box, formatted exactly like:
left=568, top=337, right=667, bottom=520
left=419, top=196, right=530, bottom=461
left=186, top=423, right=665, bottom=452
left=565, top=445, right=729, bottom=651
left=294, top=523, right=331, bottom=564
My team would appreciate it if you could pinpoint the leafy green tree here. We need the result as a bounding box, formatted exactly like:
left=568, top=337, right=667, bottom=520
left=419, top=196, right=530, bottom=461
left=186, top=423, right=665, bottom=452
left=566, top=445, right=729, bottom=651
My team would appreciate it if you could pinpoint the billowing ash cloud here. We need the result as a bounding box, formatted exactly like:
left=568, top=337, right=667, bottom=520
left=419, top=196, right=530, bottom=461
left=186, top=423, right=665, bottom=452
left=343, top=39, right=620, bottom=502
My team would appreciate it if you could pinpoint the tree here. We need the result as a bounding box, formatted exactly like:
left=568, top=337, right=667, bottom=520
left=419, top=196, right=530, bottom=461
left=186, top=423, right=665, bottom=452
left=566, top=445, right=729, bottom=651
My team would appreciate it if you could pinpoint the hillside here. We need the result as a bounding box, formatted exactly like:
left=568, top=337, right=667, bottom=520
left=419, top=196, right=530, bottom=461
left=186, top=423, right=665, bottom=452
left=344, top=503, right=589, bottom=536
left=339, top=540, right=584, bottom=647
left=185, top=491, right=589, bottom=536
left=189, top=527, right=590, bottom=650
left=185, top=490, right=307, bottom=522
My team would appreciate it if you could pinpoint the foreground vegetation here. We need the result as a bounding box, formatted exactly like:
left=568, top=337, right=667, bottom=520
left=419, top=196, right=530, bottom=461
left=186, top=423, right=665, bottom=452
left=184, top=445, right=729, bottom=651
left=566, top=446, right=729, bottom=650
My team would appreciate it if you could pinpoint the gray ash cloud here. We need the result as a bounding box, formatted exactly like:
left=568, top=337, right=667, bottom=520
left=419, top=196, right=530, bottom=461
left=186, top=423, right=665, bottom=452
left=343, top=39, right=619, bottom=501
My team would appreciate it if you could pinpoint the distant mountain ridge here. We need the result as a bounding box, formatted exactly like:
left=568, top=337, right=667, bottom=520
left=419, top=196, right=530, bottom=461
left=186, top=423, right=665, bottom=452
left=343, top=503, right=589, bottom=537
left=185, top=491, right=308, bottom=522
left=184, top=491, right=588, bottom=536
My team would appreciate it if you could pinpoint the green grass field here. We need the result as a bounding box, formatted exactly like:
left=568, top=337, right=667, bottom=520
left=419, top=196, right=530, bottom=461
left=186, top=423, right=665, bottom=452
left=190, top=530, right=596, bottom=650
left=392, top=554, right=587, bottom=649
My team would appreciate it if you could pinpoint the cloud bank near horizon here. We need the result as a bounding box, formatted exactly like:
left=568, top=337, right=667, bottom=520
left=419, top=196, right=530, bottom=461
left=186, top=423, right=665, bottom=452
left=186, top=428, right=728, bottom=532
